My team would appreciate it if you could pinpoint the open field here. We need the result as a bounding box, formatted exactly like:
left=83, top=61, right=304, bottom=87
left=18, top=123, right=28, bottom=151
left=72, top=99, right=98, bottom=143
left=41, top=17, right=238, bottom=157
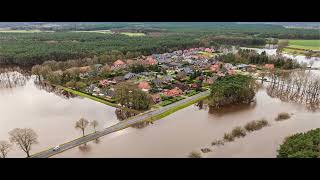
left=281, top=39, right=320, bottom=51
left=120, top=32, right=146, bottom=36
left=0, top=29, right=54, bottom=33
left=71, top=30, right=113, bottom=34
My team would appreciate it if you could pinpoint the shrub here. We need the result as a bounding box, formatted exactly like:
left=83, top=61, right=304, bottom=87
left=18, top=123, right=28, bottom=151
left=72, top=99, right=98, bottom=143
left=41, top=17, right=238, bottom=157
left=277, top=128, right=320, bottom=158
left=275, top=112, right=291, bottom=121
left=231, top=126, right=247, bottom=138
left=211, top=140, right=224, bottom=146
left=200, top=148, right=212, bottom=153
left=189, top=151, right=202, bottom=158
left=223, top=133, right=235, bottom=142
left=244, top=119, right=269, bottom=132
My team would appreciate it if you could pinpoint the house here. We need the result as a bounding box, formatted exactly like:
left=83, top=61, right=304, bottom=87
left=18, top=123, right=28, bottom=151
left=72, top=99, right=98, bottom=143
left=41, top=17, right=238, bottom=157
left=236, top=64, right=249, bottom=70
left=264, top=64, right=275, bottom=70
left=99, top=79, right=109, bottom=87
left=126, top=59, right=135, bottom=66
left=205, top=48, right=213, bottom=53
left=124, top=72, right=137, bottom=80
left=176, top=71, right=187, bottom=80
left=112, top=76, right=124, bottom=84
left=247, top=64, right=257, bottom=72
left=181, top=67, right=194, bottom=75
left=217, top=72, right=225, bottom=77
left=113, top=60, right=126, bottom=67
left=79, top=66, right=91, bottom=73
left=105, top=88, right=116, bottom=99
left=224, top=63, right=234, bottom=70
left=151, top=93, right=162, bottom=103
left=172, top=82, right=190, bottom=91
left=227, top=69, right=236, bottom=75
left=163, top=87, right=183, bottom=97
left=210, top=64, right=220, bottom=72
left=145, top=56, right=158, bottom=65
left=203, top=76, right=216, bottom=85
left=138, top=81, right=151, bottom=92
left=93, top=86, right=101, bottom=93
left=152, top=78, right=164, bottom=87
left=162, top=75, right=174, bottom=84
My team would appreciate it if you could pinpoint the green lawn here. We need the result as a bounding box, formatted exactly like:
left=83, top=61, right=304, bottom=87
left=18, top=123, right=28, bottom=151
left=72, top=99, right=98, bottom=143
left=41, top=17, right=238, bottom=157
left=286, top=40, right=320, bottom=51
left=146, top=94, right=209, bottom=122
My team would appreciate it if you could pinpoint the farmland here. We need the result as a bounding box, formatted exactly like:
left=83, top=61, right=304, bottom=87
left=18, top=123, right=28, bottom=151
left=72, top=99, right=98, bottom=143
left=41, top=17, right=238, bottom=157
left=287, top=39, right=320, bottom=51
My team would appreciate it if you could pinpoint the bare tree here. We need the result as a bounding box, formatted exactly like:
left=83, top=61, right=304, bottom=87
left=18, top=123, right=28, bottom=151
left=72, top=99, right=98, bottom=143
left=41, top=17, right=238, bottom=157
left=308, top=60, right=315, bottom=69
left=9, top=128, right=38, bottom=157
left=75, top=118, right=89, bottom=137
left=90, top=120, right=99, bottom=133
left=0, top=141, right=12, bottom=158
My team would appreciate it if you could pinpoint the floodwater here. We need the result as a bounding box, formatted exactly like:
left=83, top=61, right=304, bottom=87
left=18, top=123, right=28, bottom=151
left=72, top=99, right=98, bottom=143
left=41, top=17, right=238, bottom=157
left=55, top=84, right=320, bottom=158
left=241, top=47, right=320, bottom=68
left=0, top=72, right=119, bottom=158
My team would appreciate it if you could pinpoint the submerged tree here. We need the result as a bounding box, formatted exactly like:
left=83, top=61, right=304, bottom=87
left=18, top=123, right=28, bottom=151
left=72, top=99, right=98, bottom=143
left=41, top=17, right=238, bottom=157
left=9, top=128, right=38, bottom=157
left=0, top=141, right=12, bottom=158
left=90, top=120, right=99, bottom=133
left=209, top=74, right=256, bottom=109
left=75, top=118, right=89, bottom=137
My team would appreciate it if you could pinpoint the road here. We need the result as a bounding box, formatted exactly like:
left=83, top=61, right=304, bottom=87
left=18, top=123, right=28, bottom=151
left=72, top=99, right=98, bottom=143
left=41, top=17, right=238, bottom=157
left=30, top=90, right=210, bottom=158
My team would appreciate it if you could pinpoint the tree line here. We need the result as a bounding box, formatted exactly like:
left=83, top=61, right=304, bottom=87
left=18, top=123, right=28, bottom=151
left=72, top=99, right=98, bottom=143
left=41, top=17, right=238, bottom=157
left=217, top=49, right=301, bottom=69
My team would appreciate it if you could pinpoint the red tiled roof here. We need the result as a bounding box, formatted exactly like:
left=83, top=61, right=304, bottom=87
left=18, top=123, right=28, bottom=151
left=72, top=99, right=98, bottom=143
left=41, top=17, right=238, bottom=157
left=138, top=81, right=151, bottom=90
left=113, top=60, right=126, bottom=66
left=163, top=87, right=183, bottom=97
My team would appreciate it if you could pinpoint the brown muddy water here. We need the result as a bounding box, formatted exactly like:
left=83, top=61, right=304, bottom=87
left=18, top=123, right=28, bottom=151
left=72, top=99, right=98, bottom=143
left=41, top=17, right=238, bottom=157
left=55, top=85, right=320, bottom=158
left=0, top=72, right=119, bottom=158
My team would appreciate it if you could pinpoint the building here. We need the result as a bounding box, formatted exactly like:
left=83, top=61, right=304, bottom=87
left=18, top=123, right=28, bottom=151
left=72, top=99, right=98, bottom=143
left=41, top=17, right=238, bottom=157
left=264, top=64, right=275, bottom=70
left=113, top=60, right=126, bottom=67
left=151, top=93, right=162, bottom=103
left=163, top=87, right=183, bottom=97
left=138, top=81, right=151, bottom=92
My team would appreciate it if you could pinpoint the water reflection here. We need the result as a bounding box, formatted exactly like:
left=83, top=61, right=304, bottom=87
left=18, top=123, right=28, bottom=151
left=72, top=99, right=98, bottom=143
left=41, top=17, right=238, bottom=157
left=266, top=71, right=320, bottom=111
left=208, top=101, right=257, bottom=116
left=0, top=68, right=29, bottom=89
left=114, top=109, right=151, bottom=129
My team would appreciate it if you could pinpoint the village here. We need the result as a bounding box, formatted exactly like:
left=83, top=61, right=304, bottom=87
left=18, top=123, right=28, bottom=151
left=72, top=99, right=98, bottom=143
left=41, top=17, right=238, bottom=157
left=65, top=47, right=275, bottom=108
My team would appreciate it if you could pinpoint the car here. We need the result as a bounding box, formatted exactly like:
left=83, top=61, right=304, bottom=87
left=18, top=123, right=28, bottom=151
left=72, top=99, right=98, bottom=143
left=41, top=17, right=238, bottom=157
left=53, top=146, right=60, bottom=151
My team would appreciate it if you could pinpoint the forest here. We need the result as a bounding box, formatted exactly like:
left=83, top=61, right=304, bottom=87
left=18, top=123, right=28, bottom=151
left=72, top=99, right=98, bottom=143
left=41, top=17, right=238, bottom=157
left=0, top=32, right=265, bottom=66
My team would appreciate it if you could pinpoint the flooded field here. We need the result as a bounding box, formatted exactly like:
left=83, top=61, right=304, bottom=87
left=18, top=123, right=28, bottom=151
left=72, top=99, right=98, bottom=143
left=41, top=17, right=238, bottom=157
left=0, top=71, right=119, bottom=158
left=54, top=84, right=320, bottom=158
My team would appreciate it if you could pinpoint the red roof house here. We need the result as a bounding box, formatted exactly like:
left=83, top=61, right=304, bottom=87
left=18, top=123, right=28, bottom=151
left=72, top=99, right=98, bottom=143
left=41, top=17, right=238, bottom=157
left=163, top=87, right=183, bottom=97
left=113, top=60, right=126, bottom=67
left=138, top=81, right=151, bottom=91
left=264, top=64, right=275, bottom=70
left=99, top=79, right=109, bottom=87
left=145, top=56, right=158, bottom=65
left=210, top=64, right=220, bottom=72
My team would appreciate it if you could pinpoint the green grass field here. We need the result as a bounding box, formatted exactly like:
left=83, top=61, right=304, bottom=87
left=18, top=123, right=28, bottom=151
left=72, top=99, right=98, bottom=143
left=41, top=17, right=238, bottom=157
left=287, top=40, right=320, bottom=51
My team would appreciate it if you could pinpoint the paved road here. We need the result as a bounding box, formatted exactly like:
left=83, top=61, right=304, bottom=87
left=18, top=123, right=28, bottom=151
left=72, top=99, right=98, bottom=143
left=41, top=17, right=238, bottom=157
left=30, top=90, right=210, bottom=158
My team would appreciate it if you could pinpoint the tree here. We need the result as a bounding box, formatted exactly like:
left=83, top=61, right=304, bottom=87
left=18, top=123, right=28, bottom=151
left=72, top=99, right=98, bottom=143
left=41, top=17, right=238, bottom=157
left=75, top=118, right=89, bottom=137
left=0, top=141, right=12, bottom=158
left=90, top=120, right=99, bottom=133
left=9, top=128, right=38, bottom=157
